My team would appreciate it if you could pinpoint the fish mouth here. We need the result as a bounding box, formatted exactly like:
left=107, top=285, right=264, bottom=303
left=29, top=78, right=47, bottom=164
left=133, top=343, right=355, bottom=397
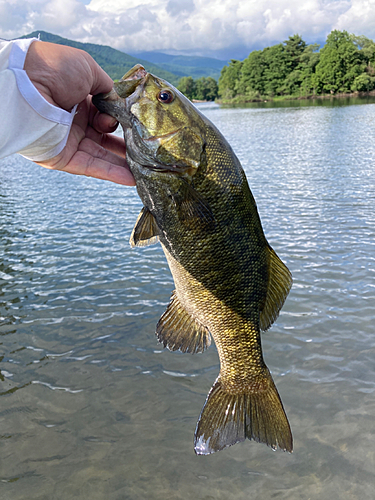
left=121, top=64, right=148, bottom=82
left=114, top=65, right=148, bottom=99
left=92, top=65, right=148, bottom=114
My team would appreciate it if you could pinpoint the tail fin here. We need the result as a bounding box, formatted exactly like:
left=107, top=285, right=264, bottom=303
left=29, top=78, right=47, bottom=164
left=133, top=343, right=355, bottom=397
left=194, top=374, right=292, bottom=455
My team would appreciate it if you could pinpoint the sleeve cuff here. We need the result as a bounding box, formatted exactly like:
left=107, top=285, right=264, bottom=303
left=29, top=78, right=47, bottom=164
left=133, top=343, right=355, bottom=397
left=19, top=104, right=78, bottom=162
left=9, top=39, right=78, bottom=161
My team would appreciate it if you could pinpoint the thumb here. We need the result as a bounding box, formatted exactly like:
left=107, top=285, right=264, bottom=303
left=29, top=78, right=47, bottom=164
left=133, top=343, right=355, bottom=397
left=84, top=52, right=114, bottom=96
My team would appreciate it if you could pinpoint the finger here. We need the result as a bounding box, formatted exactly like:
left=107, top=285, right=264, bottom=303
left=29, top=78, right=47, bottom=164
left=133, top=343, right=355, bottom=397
left=68, top=150, right=136, bottom=185
left=85, top=126, right=126, bottom=159
left=78, top=136, right=126, bottom=166
left=93, top=110, right=119, bottom=134
left=38, top=150, right=135, bottom=186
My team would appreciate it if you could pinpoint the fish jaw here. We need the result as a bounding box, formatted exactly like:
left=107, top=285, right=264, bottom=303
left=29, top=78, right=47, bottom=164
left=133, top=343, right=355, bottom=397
left=92, top=65, right=148, bottom=127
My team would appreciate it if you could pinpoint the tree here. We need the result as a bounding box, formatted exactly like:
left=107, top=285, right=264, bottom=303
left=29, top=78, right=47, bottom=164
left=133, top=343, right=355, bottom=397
left=278, top=43, right=320, bottom=96
left=177, top=76, right=195, bottom=100
left=351, top=35, right=375, bottom=63
left=218, top=60, right=243, bottom=99
left=284, top=34, right=307, bottom=72
left=237, top=35, right=313, bottom=97
left=262, top=43, right=289, bottom=95
left=351, top=35, right=375, bottom=91
left=194, top=77, right=218, bottom=101
left=351, top=73, right=375, bottom=92
left=238, top=50, right=265, bottom=96
left=312, top=30, right=364, bottom=93
left=177, top=76, right=218, bottom=101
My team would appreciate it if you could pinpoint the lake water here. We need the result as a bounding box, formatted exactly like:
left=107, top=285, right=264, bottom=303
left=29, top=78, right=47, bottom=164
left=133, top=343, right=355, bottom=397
left=1, top=99, right=375, bottom=499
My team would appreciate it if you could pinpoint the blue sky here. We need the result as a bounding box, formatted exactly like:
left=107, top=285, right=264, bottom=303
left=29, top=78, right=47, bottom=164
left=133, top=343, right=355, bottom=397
left=1, top=0, right=374, bottom=60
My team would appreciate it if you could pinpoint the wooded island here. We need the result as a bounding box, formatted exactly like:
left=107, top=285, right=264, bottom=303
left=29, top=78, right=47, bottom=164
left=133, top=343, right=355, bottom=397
left=178, top=30, right=375, bottom=103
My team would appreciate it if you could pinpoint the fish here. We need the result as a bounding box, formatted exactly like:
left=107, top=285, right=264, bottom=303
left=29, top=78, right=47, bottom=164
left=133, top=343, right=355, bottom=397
left=93, top=65, right=293, bottom=455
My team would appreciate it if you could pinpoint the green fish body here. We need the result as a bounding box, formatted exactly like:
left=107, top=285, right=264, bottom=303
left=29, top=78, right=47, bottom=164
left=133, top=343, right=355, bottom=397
left=93, top=65, right=293, bottom=455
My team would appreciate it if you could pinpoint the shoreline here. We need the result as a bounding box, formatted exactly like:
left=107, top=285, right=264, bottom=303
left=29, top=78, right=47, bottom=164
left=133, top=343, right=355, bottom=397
left=216, top=90, right=375, bottom=105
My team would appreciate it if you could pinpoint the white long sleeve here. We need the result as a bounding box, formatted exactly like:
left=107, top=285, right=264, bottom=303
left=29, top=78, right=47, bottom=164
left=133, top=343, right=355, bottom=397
left=0, top=38, right=77, bottom=161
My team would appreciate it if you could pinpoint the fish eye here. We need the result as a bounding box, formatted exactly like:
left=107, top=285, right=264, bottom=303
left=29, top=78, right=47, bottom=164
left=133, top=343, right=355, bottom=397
left=157, top=90, right=174, bottom=104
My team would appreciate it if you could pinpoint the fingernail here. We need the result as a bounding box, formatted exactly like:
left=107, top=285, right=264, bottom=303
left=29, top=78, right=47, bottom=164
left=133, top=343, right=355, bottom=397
left=108, top=117, right=118, bottom=128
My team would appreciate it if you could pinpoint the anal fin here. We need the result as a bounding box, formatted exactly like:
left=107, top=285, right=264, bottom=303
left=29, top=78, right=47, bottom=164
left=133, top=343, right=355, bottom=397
left=130, top=206, right=160, bottom=248
left=156, top=290, right=211, bottom=354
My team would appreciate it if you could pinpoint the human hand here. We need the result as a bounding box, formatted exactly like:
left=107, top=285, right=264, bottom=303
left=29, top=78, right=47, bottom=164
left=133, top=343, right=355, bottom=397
left=24, top=41, right=135, bottom=186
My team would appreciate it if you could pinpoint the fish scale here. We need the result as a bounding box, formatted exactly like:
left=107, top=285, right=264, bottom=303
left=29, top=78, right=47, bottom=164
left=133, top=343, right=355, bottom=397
left=93, top=64, right=293, bottom=455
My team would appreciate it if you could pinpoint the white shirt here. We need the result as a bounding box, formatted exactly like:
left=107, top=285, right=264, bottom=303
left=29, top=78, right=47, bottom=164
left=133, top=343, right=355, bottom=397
left=0, top=38, right=77, bottom=161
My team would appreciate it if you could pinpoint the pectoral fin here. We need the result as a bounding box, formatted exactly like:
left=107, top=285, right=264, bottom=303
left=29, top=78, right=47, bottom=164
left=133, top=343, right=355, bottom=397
left=156, top=290, right=211, bottom=354
left=129, top=207, right=160, bottom=248
left=174, top=180, right=215, bottom=227
left=260, top=245, right=292, bottom=332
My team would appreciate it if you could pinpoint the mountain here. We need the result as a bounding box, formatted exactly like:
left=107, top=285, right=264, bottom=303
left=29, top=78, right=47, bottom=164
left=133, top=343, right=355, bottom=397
left=19, top=31, right=180, bottom=85
left=130, top=51, right=227, bottom=80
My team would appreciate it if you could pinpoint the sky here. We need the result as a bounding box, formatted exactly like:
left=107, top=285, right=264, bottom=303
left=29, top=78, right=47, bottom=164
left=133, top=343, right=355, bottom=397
left=1, top=0, right=375, bottom=60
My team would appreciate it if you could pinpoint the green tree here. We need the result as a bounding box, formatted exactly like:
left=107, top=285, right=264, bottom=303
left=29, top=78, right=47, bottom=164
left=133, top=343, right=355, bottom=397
left=312, top=30, right=364, bottom=93
left=351, top=35, right=375, bottom=63
left=279, top=42, right=320, bottom=96
left=238, top=50, right=265, bottom=96
left=262, top=43, right=289, bottom=95
left=238, top=35, right=313, bottom=98
left=284, top=34, right=307, bottom=72
left=351, top=73, right=375, bottom=91
left=177, top=76, right=195, bottom=100
left=194, top=77, right=218, bottom=101
left=177, top=76, right=218, bottom=101
left=351, top=35, right=375, bottom=91
left=218, top=60, right=243, bottom=99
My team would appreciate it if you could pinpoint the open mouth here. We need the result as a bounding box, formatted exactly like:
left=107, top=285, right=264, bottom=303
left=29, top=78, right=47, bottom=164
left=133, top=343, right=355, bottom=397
left=114, top=65, right=148, bottom=99
left=121, top=64, right=148, bottom=81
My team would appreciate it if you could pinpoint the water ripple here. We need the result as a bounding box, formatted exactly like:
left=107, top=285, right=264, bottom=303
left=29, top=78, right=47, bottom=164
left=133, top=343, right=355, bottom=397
left=2, top=102, right=375, bottom=499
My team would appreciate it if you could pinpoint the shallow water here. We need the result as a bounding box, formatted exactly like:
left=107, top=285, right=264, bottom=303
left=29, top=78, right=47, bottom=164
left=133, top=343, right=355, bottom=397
left=1, top=100, right=375, bottom=499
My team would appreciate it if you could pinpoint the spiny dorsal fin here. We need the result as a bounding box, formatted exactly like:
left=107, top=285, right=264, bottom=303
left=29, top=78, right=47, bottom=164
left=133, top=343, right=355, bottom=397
left=260, top=245, right=292, bottom=332
left=156, top=290, right=211, bottom=354
left=129, top=207, right=160, bottom=248
left=194, top=373, right=293, bottom=455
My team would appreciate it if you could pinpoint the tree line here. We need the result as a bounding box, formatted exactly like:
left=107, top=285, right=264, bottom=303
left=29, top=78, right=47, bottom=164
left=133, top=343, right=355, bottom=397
left=177, top=30, right=375, bottom=102
left=177, top=76, right=218, bottom=101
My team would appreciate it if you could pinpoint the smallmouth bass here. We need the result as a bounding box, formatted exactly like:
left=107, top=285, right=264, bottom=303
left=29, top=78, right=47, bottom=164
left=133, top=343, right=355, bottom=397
left=93, top=65, right=293, bottom=455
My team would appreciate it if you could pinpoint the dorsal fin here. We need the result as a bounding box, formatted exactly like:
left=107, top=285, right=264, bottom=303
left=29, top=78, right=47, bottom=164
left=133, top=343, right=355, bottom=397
left=156, top=291, right=211, bottom=354
left=260, top=245, right=292, bottom=332
left=129, top=207, right=160, bottom=248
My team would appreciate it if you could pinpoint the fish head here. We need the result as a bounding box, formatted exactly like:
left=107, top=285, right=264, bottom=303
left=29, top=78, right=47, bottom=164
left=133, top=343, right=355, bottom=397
left=93, top=65, right=205, bottom=178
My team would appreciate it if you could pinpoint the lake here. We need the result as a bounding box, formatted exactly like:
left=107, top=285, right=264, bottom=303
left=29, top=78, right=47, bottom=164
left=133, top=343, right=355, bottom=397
left=1, top=98, right=375, bottom=499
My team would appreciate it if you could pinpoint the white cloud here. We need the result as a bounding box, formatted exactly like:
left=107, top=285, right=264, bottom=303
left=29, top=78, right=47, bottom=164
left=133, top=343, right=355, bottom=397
left=0, top=0, right=374, bottom=58
left=334, top=0, right=375, bottom=37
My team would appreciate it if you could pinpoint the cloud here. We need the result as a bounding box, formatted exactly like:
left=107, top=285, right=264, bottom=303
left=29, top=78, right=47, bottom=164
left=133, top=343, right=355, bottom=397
left=334, top=0, right=375, bottom=37
left=167, top=0, right=195, bottom=17
left=1, top=0, right=374, bottom=59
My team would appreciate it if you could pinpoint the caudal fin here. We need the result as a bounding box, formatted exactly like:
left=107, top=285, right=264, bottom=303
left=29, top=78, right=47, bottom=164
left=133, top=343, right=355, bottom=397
left=194, top=374, right=292, bottom=455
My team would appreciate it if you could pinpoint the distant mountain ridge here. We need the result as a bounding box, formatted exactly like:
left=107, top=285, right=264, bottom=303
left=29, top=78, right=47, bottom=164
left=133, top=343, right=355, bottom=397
left=19, top=31, right=226, bottom=82
left=129, top=51, right=227, bottom=80
left=19, top=31, right=180, bottom=84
